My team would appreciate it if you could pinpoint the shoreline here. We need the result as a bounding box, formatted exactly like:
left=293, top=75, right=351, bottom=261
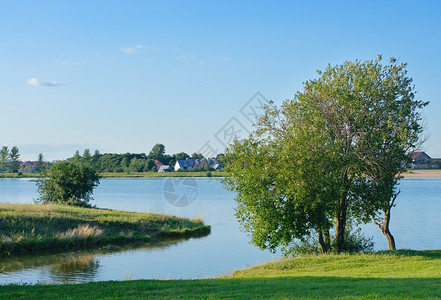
left=2, top=170, right=441, bottom=178
left=0, top=171, right=226, bottom=179
left=1, top=250, right=440, bottom=298
left=0, top=203, right=210, bottom=257
left=402, top=170, right=441, bottom=177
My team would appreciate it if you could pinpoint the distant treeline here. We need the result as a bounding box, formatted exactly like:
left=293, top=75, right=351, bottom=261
left=71, top=144, right=224, bottom=173
left=1, top=144, right=225, bottom=174
left=0, top=146, right=46, bottom=174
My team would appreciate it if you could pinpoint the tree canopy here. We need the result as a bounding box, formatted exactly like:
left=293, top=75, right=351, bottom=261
left=223, top=56, right=428, bottom=253
left=36, top=161, right=100, bottom=207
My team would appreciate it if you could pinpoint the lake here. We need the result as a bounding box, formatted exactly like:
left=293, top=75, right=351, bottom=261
left=0, top=177, right=440, bottom=285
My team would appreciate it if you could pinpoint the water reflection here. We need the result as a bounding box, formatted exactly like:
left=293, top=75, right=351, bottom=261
left=2, top=178, right=439, bottom=284
left=0, top=237, right=194, bottom=284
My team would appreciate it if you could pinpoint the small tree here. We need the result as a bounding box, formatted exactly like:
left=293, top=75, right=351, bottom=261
left=83, top=149, right=92, bottom=163
left=149, top=144, right=166, bottom=160
left=0, top=146, right=9, bottom=172
left=9, top=146, right=20, bottom=173
left=35, top=153, right=45, bottom=172
left=174, top=152, right=190, bottom=161
left=36, top=161, right=100, bottom=207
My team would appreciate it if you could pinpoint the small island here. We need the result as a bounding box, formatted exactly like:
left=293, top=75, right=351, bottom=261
left=0, top=203, right=210, bottom=257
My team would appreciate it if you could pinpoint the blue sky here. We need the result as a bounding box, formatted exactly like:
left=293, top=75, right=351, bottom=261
left=1, top=1, right=440, bottom=161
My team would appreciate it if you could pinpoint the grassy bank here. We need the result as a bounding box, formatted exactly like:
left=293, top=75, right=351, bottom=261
left=1, top=250, right=441, bottom=299
left=4, top=169, right=441, bottom=179
left=0, top=171, right=226, bottom=179
left=0, top=203, right=210, bottom=257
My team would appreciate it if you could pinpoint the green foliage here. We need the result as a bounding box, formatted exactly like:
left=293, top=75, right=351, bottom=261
left=149, top=143, right=166, bottom=160
left=36, top=161, right=100, bottom=207
left=0, top=145, right=22, bottom=173
left=0, top=146, right=8, bottom=172
left=191, top=152, right=204, bottom=159
left=287, top=227, right=374, bottom=256
left=223, top=56, right=427, bottom=253
left=174, top=152, right=190, bottom=160
left=8, top=146, right=20, bottom=173
left=82, top=149, right=92, bottom=163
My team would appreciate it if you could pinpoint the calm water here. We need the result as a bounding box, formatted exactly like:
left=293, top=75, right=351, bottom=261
left=0, top=177, right=440, bottom=284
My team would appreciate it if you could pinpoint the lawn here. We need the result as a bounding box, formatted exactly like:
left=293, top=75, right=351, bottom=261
left=1, top=250, right=440, bottom=299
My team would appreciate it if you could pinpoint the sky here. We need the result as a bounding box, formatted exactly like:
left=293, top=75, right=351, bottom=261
left=1, top=0, right=440, bottom=161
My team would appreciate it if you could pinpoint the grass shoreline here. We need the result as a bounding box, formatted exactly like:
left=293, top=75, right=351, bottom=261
left=1, top=250, right=441, bottom=298
left=0, top=203, right=210, bottom=257
left=1, top=169, right=441, bottom=179
left=0, top=171, right=226, bottom=179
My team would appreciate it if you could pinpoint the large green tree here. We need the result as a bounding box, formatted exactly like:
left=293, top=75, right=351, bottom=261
left=36, top=161, right=100, bottom=207
left=224, top=56, right=427, bottom=253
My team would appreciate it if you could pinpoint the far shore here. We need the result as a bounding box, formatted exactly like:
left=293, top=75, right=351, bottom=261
left=2, top=169, right=441, bottom=179
left=403, top=170, right=441, bottom=177
left=0, top=171, right=226, bottom=179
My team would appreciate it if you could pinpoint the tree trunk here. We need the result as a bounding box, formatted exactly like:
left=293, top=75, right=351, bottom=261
left=382, top=206, right=396, bottom=250
left=335, top=206, right=347, bottom=252
left=318, top=230, right=327, bottom=253
left=335, top=169, right=349, bottom=253
left=318, top=229, right=331, bottom=253
left=384, top=227, right=396, bottom=250
left=324, top=229, right=331, bottom=251
left=373, top=192, right=398, bottom=251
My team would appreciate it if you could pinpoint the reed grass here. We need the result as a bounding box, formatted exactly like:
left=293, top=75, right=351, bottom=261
left=0, top=203, right=210, bottom=257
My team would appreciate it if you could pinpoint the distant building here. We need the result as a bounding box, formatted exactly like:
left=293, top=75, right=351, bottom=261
left=409, top=152, right=441, bottom=169
left=19, top=161, right=40, bottom=173
left=410, top=152, right=431, bottom=163
left=174, top=159, right=196, bottom=171
left=154, top=160, right=164, bottom=170
left=158, top=165, right=173, bottom=173
left=174, top=158, right=224, bottom=171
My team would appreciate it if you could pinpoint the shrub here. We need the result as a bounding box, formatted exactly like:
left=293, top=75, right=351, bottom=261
left=36, top=161, right=100, bottom=207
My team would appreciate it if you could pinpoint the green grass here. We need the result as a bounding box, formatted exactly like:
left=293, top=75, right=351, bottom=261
left=0, top=203, right=210, bottom=257
left=0, top=171, right=226, bottom=178
left=1, top=250, right=441, bottom=299
left=0, top=173, right=40, bottom=178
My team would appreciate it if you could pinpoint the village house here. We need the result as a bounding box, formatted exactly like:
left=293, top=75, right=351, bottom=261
left=158, top=165, right=173, bottom=172
left=410, top=152, right=441, bottom=169
left=173, top=158, right=224, bottom=172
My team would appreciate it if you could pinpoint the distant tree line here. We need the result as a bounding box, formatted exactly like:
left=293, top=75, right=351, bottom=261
left=0, top=144, right=225, bottom=174
left=0, top=146, right=46, bottom=174
left=69, top=144, right=225, bottom=173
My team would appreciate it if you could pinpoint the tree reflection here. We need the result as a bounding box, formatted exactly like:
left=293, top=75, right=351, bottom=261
left=0, top=236, right=201, bottom=284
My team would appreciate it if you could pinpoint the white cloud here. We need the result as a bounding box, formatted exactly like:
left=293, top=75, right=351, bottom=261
left=27, top=78, right=65, bottom=87
left=121, top=45, right=143, bottom=54
left=222, top=57, right=231, bottom=62
left=174, top=54, right=195, bottom=60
